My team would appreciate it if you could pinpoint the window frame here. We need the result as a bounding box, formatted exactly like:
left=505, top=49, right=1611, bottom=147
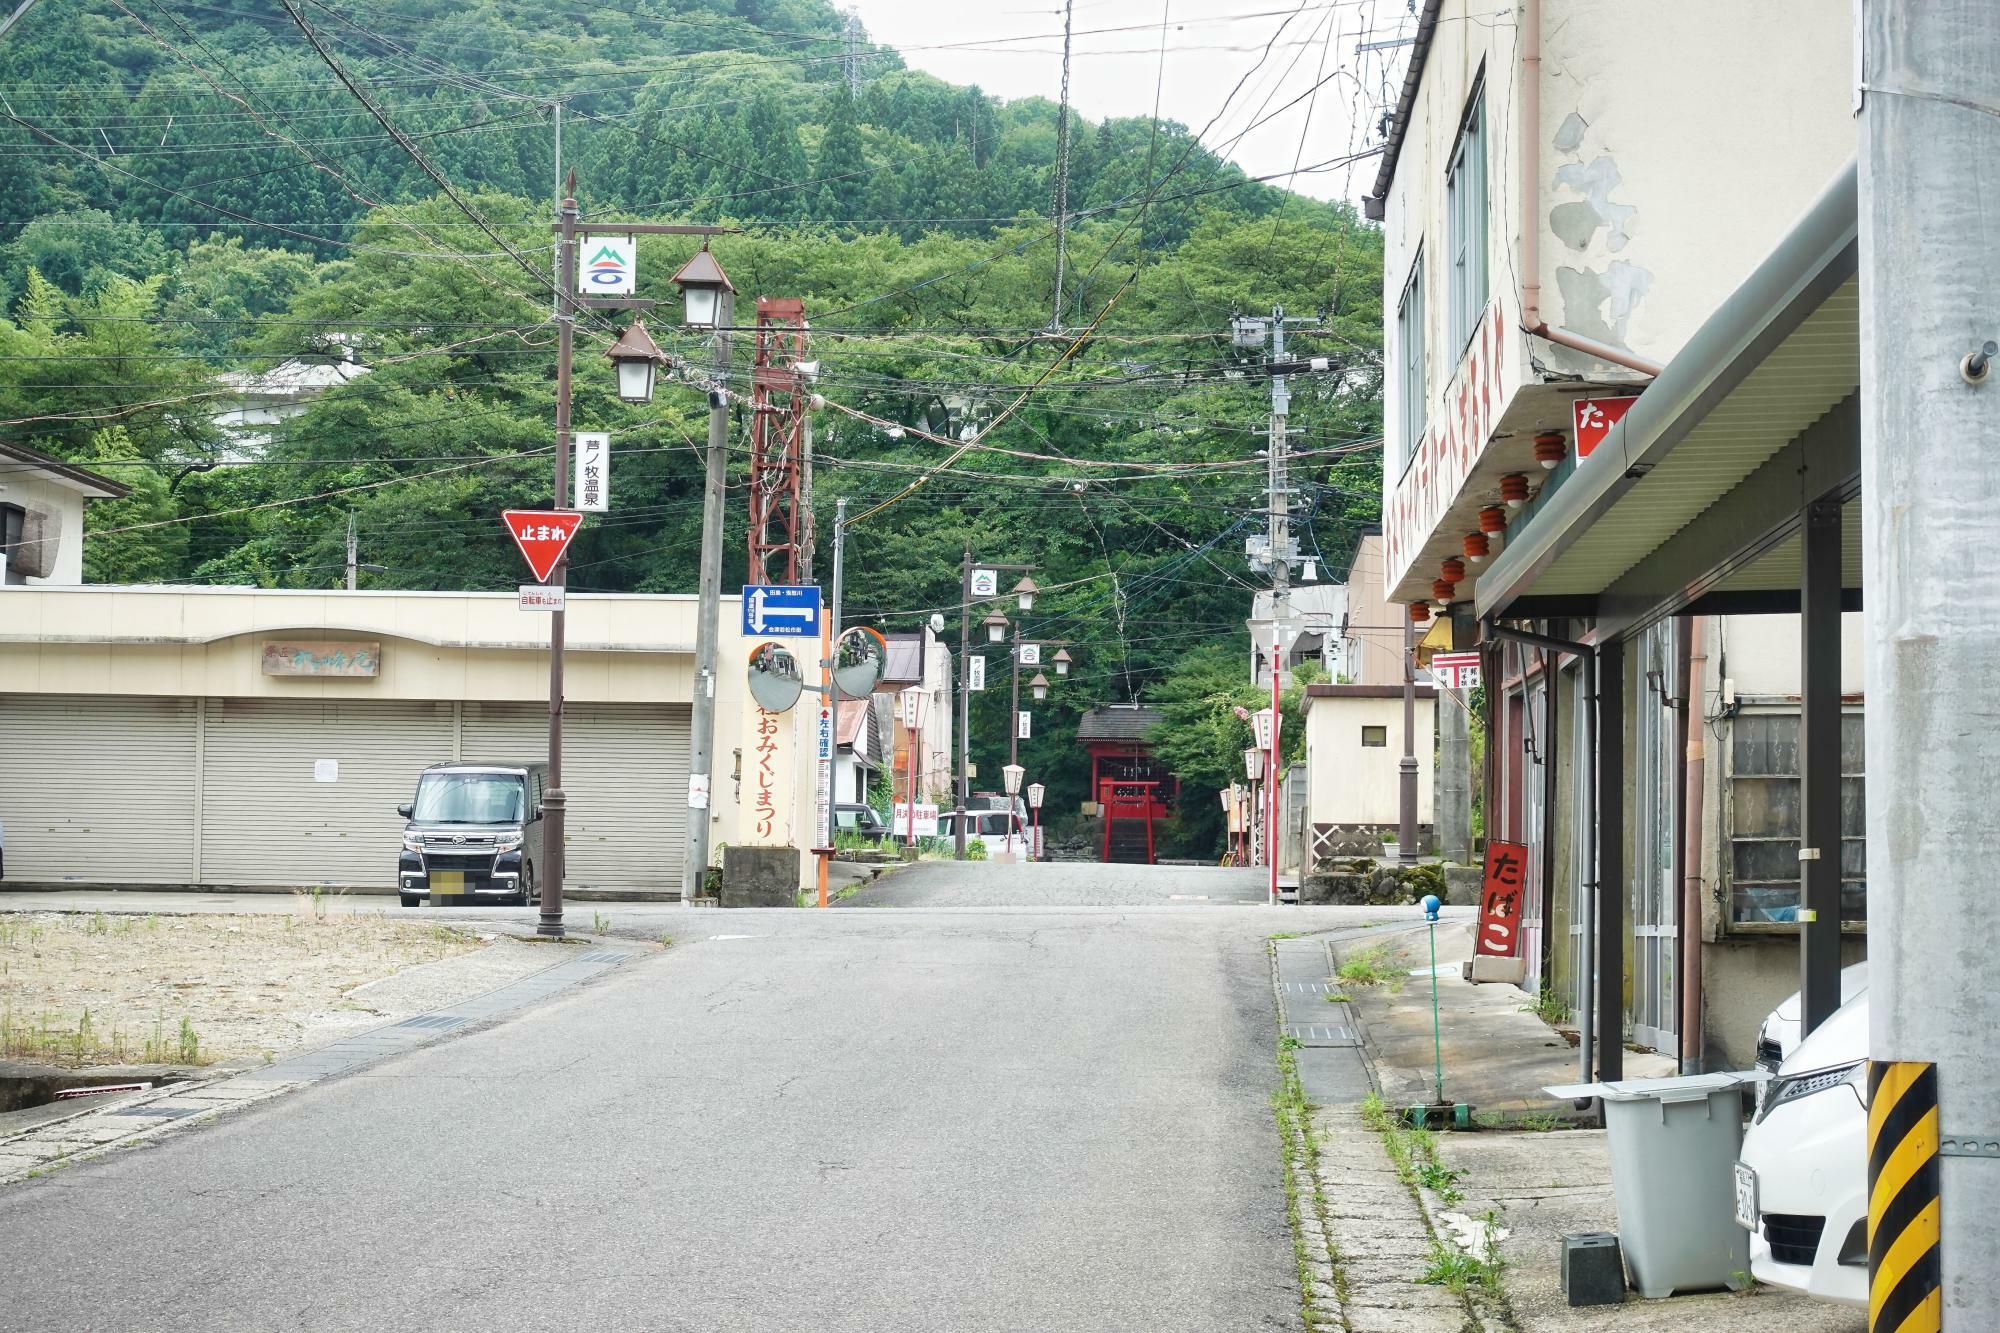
left=1395, top=248, right=1426, bottom=477
left=0, top=502, right=25, bottom=584
left=1723, top=700, right=1868, bottom=933
left=1445, top=78, right=1490, bottom=359
left=1360, top=724, right=1388, bottom=749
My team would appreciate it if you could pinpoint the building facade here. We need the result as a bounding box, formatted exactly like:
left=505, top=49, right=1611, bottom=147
left=0, top=442, right=127, bottom=585
left=1367, top=0, right=1859, bottom=1070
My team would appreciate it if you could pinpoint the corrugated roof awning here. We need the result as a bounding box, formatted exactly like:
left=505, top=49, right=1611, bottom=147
left=1476, top=163, right=1861, bottom=637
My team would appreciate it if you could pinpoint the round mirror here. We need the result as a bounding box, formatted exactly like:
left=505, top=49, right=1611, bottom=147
left=747, top=641, right=805, bottom=712
left=832, top=626, right=888, bottom=696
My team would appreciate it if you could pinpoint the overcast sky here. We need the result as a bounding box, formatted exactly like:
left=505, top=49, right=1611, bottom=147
left=843, top=0, right=1413, bottom=204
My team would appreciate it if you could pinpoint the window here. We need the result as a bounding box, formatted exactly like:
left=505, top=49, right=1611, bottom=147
left=1396, top=252, right=1426, bottom=471
left=1727, top=708, right=1867, bottom=925
left=1361, top=725, right=1388, bottom=748
left=0, top=504, right=24, bottom=584
left=1446, top=82, right=1489, bottom=355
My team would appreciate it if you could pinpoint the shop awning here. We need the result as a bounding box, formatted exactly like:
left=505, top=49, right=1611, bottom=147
left=1475, top=163, right=1861, bottom=637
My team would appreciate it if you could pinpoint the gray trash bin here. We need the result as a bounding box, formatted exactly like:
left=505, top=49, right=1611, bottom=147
left=1544, top=1073, right=1759, bottom=1299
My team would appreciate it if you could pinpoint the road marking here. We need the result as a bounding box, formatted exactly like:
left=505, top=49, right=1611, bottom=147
left=1168, top=895, right=1210, bottom=901
left=710, top=934, right=755, bottom=940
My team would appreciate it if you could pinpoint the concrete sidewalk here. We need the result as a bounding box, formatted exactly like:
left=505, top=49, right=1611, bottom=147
left=1332, top=919, right=1671, bottom=1118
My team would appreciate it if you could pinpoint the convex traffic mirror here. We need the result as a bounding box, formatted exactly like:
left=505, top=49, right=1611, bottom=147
left=747, top=641, right=805, bottom=712
left=832, top=626, right=888, bottom=696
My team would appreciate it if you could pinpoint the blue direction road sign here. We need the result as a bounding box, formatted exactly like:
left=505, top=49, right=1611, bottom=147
left=742, top=583, right=822, bottom=638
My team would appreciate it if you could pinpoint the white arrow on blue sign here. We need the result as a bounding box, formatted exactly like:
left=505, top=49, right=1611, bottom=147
left=742, top=584, right=821, bottom=638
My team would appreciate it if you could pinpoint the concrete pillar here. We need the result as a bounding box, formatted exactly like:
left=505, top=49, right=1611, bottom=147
left=1861, top=0, right=2000, bottom=1316
left=1438, top=687, right=1472, bottom=863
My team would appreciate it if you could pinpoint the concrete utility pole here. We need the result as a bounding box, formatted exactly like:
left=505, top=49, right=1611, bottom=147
left=1437, top=684, right=1470, bottom=863
left=1860, top=0, right=2000, bottom=1323
left=542, top=186, right=581, bottom=938
left=1398, top=613, right=1419, bottom=864
left=955, top=550, right=972, bottom=861
left=682, top=283, right=735, bottom=904
left=345, top=510, right=358, bottom=591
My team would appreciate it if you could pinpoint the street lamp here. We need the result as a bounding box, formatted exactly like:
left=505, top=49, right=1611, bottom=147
left=1052, top=647, right=1071, bottom=677
left=1013, top=575, right=1038, bottom=612
left=671, top=247, right=735, bottom=329
left=1029, top=671, right=1049, bottom=702
left=1002, top=761, right=1025, bottom=861
left=983, top=610, right=1009, bottom=644
left=604, top=320, right=671, bottom=404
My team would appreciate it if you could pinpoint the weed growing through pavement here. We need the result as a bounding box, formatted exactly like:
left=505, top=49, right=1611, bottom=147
left=592, top=911, right=611, bottom=935
left=1267, top=931, right=1306, bottom=941
left=1335, top=944, right=1402, bottom=987
left=1521, top=986, right=1570, bottom=1026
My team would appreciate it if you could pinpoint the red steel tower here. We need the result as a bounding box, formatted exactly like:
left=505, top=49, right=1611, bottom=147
left=747, top=296, right=812, bottom=585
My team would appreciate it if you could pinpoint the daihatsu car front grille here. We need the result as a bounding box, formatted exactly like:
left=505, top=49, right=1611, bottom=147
left=1762, top=1212, right=1826, bottom=1267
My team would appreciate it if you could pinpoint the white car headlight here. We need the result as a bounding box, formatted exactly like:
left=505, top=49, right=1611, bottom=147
left=402, top=835, right=424, bottom=853
left=1757, top=1060, right=1865, bottom=1123
left=495, top=833, right=523, bottom=852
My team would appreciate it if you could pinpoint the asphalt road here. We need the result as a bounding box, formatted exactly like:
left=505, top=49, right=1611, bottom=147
left=0, top=867, right=1418, bottom=1331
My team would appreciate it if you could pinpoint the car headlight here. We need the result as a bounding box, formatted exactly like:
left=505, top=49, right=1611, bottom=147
left=402, top=835, right=424, bottom=853
left=494, top=833, right=523, bottom=852
left=1757, top=1060, right=1865, bottom=1123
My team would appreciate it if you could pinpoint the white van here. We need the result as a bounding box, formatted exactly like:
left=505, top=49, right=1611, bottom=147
left=936, top=809, right=1025, bottom=857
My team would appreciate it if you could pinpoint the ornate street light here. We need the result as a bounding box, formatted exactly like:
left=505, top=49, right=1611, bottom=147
left=1052, top=647, right=1072, bottom=677
left=1029, top=671, right=1050, bottom=702
left=983, top=610, right=1010, bottom=644
left=1013, top=575, right=1039, bottom=612
left=1002, top=762, right=1025, bottom=796
left=671, top=246, right=736, bottom=330
left=604, top=320, right=671, bottom=404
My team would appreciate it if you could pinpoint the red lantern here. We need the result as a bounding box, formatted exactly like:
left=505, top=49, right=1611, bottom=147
left=1431, top=578, right=1456, bottom=607
left=1479, top=505, right=1508, bottom=535
left=1409, top=602, right=1432, bottom=624
left=1533, top=431, right=1567, bottom=471
left=1463, top=531, right=1491, bottom=563
left=1499, top=472, right=1531, bottom=507
left=1440, top=557, right=1466, bottom=583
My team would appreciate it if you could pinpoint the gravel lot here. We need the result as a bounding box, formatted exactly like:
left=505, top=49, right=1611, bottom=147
left=0, top=904, right=545, bottom=1067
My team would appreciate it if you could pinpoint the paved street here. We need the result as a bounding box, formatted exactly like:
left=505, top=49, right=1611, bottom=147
left=0, top=865, right=1416, bottom=1332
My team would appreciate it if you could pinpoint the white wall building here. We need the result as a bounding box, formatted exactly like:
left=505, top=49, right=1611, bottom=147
left=0, top=442, right=127, bottom=586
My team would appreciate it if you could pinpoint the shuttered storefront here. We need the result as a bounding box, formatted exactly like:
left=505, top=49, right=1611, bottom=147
left=461, top=702, right=689, bottom=892
left=199, top=699, right=456, bottom=889
left=0, top=694, right=198, bottom=884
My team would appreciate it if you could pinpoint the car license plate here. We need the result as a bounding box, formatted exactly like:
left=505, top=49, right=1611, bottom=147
left=1733, top=1162, right=1758, bottom=1231
left=430, top=870, right=465, bottom=895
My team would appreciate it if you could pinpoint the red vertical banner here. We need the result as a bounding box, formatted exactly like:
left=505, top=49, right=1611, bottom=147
left=1475, top=839, right=1529, bottom=957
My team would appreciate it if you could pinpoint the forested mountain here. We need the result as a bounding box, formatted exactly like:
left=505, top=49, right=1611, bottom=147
left=0, top=0, right=1386, bottom=850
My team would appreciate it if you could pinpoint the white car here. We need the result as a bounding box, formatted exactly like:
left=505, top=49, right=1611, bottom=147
left=936, top=810, right=1028, bottom=858
left=1753, top=962, right=1868, bottom=1073
left=1736, top=988, right=1869, bottom=1308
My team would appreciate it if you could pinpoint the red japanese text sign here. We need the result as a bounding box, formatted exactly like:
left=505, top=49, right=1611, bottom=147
left=1572, top=395, right=1639, bottom=459
left=502, top=509, right=584, bottom=583
left=1474, top=838, right=1530, bottom=957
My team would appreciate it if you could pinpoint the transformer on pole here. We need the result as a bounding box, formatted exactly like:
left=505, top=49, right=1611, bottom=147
left=747, top=296, right=812, bottom=585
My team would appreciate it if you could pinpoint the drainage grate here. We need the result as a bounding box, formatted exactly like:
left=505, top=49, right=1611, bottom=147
left=1286, top=1023, right=1356, bottom=1045
left=395, top=1014, right=467, bottom=1032
left=1281, top=981, right=1333, bottom=993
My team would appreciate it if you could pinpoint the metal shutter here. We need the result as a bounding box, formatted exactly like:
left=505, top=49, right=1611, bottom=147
left=199, top=699, right=455, bottom=889
left=0, top=694, right=197, bottom=884
left=461, top=702, right=689, bottom=892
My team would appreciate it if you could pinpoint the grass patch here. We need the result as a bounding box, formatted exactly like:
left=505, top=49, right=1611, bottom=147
left=1274, top=952, right=1342, bottom=1328
left=1521, top=986, right=1570, bottom=1026
left=1418, top=1220, right=1504, bottom=1297
left=1267, top=931, right=1307, bottom=941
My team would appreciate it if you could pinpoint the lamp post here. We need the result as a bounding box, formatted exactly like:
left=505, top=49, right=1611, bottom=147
left=1243, top=745, right=1265, bottom=871
left=544, top=176, right=734, bottom=938
left=1026, top=781, right=1045, bottom=862
left=1002, top=762, right=1025, bottom=861
left=900, top=685, right=928, bottom=847
left=675, top=244, right=737, bottom=907
left=954, top=553, right=1037, bottom=860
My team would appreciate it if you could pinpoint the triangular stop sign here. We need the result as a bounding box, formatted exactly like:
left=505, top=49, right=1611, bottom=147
left=502, top=509, right=584, bottom=583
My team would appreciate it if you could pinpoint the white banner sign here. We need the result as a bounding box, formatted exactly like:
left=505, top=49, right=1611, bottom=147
left=1018, top=642, right=1041, bottom=666
left=573, top=432, right=609, bottom=512
left=891, top=802, right=940, bottom=838
left=968, top=655, right=986, bottom=691
left=519, top=584, right=565, bottom=612
left=579, top=235, right=636, bottom=295
left=1430, top=651, right=1483, bottom=690
left=900, top=687, right=923, bottom=728
left=686, top=773, right=709, bottom=811
left=1017, top=710, right=1031, bottom=740
left=970, top=567, right=998, bottom=597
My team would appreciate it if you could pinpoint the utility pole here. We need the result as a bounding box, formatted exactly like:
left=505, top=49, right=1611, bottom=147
left=1399, top=611, right=1419, bottom=864
left=682, top=273, right=735, bottom=906
left=1235, top=306, right=1322, bottom=691
left=1860, top=1, right=2000, bottom=1323
left=816, top=498, right=847, bottom=909
left=956, top=550, right=972, bottom=861
left=345, top=510, right=358, bottom=591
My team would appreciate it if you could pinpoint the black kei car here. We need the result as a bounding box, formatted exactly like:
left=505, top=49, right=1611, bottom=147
left=834, top=803, right=893, bottom=843
left=397, top=761, right=549, bottom=907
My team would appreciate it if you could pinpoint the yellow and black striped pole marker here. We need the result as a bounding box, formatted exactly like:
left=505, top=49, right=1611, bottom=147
left=1868, top=1060, right=1942, bottom=1333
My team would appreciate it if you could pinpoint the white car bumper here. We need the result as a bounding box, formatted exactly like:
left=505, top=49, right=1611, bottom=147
left=1738, top=1082, right=1869, bottom=1307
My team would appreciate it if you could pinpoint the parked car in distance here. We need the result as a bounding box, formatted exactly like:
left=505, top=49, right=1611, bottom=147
left=1736, top=989, right=1868, bottom=1309
left=834, top=803, right=892, bottom=842
left=1753, top=962, right=1869, bottom=1073
left=936, top=809, right=1025, bottom=857
left=397, top=761, right=546, bottom=907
